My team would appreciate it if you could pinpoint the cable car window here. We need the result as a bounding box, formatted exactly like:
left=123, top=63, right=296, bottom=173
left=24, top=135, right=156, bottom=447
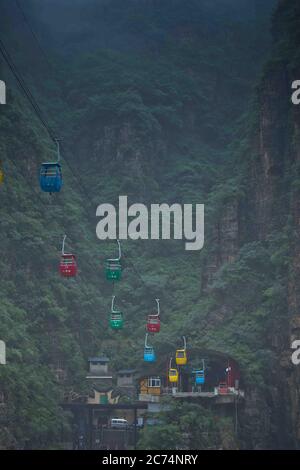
left=177, top=351, right=185, bottom=358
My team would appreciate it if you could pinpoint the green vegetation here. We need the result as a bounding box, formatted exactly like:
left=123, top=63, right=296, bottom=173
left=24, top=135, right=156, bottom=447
left=138, top=400, right=236, bottom=450
left=2, top=0, right=299, bottom=450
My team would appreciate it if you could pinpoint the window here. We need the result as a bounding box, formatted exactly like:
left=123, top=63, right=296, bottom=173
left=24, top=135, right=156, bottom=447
left=148, top=377, right=161, bottom=388
left=176, top=351, right=185, bottom=358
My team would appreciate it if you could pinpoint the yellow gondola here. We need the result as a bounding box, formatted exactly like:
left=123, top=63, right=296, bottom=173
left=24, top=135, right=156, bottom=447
left=168, top=357, right=179, bottom=383
left=169, top=368, right=179, bottom=383
left=175, top=349, right=187, bottom=365
left=175, top=336, right=187, bottom=365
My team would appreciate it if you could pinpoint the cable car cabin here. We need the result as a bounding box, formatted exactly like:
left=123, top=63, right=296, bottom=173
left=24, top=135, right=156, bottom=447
left=218, top=382, right=229, bottom=395
left=105, top=259, right=122, bottom=281
left=110, top=312, right=123, bottom=330
left=168, top=368, right=179, bottom=383
left=40, top=162, right=62, bottom=193
left=144, top=347, right=156, bottom=363
left=59, top=254, right=77, bottom=277
left=175, top=349, right=187, bottom=366
left=195, top=370, right=205, bottom=385
left=146, top=315, right=161, bottom=333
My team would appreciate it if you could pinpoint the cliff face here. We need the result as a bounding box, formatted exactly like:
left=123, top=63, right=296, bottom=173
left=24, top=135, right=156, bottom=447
left=195, top=0, right=300, bottom=449
left=1, top=0, right=298, bottom=450
left=252, top=66, right=289, bottom=238
left=288, top=94, right=300, bottom=444
left=241, top=0, right=300, bottom=448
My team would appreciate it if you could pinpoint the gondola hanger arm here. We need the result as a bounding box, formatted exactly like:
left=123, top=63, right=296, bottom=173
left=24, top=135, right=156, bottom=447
left=111, top=295, right=116, bottom=312
left=55, top=138, right=61, bottom=163
left=117, top=239, right=121, bottom=260
left=62, top=234, right=67, bottom=255
left=155, top=298, right=160, bottom=317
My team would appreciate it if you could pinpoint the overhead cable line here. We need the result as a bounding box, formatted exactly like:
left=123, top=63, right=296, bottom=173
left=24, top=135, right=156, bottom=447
left=0, top=37, right=57, bottom=143
left=0, top=35, right=96, bottom=213
left=1, top=15, right=161, bottom=298
left=11, top=3, right=97, bottom=209
left=14, top=0, right=53, bottom=69
left=8, top=8, right=158, bottom=291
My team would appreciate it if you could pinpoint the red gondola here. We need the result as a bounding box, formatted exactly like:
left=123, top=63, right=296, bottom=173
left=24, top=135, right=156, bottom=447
left=146, top=299, right=160, bottom=333
left=59, top=235, right=77, bottom=277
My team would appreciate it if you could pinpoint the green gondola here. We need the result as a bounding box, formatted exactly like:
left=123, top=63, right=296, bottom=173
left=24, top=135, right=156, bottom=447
left=110, top=312, right=123, bottom=329
left=105, top=240, right=122, bottom=281
left=105, top=259, right=122, bottom=281
left=109, top=295, right=123, bottom=330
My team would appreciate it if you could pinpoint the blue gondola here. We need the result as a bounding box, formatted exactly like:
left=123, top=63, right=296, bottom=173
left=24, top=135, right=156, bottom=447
left=193, top=360, right=205, bottom=385
left=40, top=139, right=62, bottom=193
left=195, top=370, right=205, bottom=385
left=144, top=334, right=156, bottom=362
left=40, top=163, right=62, bottom=192
left=144, top=346, right=156, bottom=362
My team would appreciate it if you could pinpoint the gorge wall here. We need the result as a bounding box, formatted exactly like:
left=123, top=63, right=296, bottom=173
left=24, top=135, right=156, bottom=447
left=2, top=0, right=300, bottom=449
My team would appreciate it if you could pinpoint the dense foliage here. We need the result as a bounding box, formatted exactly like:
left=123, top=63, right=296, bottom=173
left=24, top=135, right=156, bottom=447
left=2, top=0, right=298, bottom=450
left=138, top=400, right=236, bottom=450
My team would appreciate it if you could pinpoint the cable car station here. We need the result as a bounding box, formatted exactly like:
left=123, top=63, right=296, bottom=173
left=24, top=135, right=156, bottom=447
left=61, top=350, right=245, bottom=449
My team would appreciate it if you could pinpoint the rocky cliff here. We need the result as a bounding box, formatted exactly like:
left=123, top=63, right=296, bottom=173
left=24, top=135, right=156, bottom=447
left=2, top=0, right=299, bottom=449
